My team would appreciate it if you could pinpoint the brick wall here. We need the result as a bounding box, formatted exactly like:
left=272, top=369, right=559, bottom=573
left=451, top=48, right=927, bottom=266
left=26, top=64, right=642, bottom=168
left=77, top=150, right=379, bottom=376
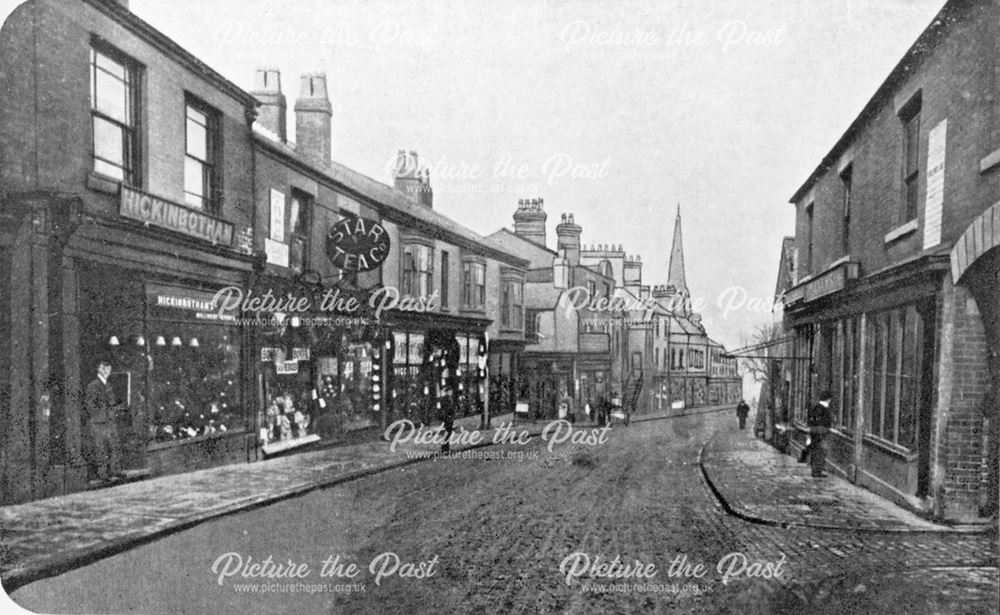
left=791, top=2, right=1000, bottom=280
left=935, top=277, right=990, bottom=520
left=0, top=0, right=255, bottom=228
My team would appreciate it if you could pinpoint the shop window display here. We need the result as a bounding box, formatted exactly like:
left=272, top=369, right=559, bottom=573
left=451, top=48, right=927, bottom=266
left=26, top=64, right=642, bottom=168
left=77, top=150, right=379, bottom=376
left=391, top=332, right=431, bottom=424
left=259, top=350, right=315, bottom=445
left=148, top=323, right=244, bottom=443
left=336, top=342, right=377, bottom=431
left=259, top=325, right=383, bottom=445
left=257, top=312, right=318, bottom=446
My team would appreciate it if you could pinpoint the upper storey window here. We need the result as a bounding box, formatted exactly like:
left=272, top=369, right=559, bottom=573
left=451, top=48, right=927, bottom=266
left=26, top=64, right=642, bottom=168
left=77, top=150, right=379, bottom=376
left=184, top=97, right=221, bottom=211
left=90, top=43, right=140, bottom=184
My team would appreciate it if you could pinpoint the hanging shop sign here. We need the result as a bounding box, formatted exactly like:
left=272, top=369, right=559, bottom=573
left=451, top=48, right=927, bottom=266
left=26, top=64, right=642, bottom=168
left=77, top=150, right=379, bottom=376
left=326, top=216, right=391, bottom=272
left=121, top=186, right=234, bottom=246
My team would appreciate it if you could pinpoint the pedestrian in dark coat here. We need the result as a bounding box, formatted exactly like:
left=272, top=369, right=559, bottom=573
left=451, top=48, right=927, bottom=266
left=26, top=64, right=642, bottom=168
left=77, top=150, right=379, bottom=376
left=84, top=360, right=123, bottom=482
left=736, top=400, right=750, bottom=430
left=439, top=385, right=456, bottom=453
left=806, top=390, right=833, bottom=477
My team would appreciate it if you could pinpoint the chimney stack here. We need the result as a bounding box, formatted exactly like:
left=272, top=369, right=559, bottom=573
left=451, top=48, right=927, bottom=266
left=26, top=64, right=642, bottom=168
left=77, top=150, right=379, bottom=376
left=623, top=254, right=642, bottom=293
left=294, top=73, right=332, bottom=162
left=394, top=150, right=432, bottom=207
left=251, top=68, right=286, bottom=142
left=513, top=197, right=547, bottom=247
left=555, top=212, right=582, bottom=267
left=553, top=249, right=569, bottom=289
left=418, top=169, right=433, bottom=209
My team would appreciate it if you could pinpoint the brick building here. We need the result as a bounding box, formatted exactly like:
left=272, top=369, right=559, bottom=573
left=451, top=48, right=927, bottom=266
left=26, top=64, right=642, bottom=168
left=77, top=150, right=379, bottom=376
left=0, top=0, right=260, bottom=501
left=784, top=0, right=998, bottom=521
left=246, top=68, right=528, bottom=454
left=0, top=0, right=528, bottom=503
left=488, top=202, right=622, bottom=420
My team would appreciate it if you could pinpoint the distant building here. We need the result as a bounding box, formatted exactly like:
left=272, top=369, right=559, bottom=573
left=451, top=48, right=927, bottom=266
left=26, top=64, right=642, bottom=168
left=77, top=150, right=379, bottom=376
left=489, top=203, right=622, bottom=420
left=757, top=236, right=796, bottom=449
left=640, top=209, right=740, bottom=410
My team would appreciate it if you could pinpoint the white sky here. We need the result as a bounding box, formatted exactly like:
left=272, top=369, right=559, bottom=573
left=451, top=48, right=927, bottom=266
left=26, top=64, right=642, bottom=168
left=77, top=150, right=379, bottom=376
left=1, top=0, right=947, bottom=350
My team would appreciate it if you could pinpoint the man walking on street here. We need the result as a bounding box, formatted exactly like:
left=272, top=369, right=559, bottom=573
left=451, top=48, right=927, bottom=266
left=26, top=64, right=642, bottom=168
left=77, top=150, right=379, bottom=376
left=85, top=360, right=123, bottom=483
left=807, top=390, right=833, bottom=478
left=736, top=399, right=750, bottom=430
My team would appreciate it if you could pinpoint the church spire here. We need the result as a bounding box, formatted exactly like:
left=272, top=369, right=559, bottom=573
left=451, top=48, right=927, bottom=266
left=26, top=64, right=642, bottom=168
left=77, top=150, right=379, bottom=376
left=667, top=203, right=688, bottom=295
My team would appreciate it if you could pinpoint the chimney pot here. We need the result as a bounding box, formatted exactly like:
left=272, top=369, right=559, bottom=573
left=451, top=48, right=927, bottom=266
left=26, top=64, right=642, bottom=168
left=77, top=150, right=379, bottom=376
left=513, top=196, right=547, bottom=246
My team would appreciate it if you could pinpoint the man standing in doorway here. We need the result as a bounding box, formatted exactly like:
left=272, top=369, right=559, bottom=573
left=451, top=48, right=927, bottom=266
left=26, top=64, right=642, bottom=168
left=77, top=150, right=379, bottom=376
left=807, top=390, right=833, bottom=478
left=85, top=360, right=123, bottom=483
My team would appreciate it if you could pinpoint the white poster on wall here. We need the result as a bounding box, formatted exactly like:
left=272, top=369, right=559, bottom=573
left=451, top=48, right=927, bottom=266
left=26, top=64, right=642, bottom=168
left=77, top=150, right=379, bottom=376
left=270, top=189, right=286, bottom=241
left=264, top=237, right=289, bottom=267
left=922, top=119, right=947, bottom=249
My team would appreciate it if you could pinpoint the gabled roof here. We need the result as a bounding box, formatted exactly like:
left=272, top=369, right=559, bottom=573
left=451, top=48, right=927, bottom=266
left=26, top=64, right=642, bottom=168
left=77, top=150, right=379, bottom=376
left=524, top=281, right=565, bottom=311
left=486, top=228, right=558, bottom=269
left=669, top=315, right=705, bottom=336
left=614, top=286, right=661, bottom=319
left=775, top=237, right=796, bottom=297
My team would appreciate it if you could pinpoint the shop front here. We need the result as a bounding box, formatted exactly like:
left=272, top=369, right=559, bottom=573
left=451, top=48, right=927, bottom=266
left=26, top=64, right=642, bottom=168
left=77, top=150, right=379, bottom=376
left=77, top=263, right=253, bottom=476
left=488, top=344, right=521, bottom=420
left=385, top=314, right=489, bottom=428
left=252, top=277, right=388, bottom=454
left=518, top=355, right=576, bottom=421
left=578, top=360, right=610, bottom=418
left=784, top=259, right=944, bottom=508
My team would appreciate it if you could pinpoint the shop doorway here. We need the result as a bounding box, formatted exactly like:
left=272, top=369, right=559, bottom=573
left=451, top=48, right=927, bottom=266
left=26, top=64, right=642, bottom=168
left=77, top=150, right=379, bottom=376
left=916, top=298, right=937, bottom=497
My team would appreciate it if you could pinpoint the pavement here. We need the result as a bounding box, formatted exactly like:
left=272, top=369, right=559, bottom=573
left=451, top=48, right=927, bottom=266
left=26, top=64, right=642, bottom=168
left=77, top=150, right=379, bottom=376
left=4, top=407, right=998, bottom=615
left=0, top=411, right=513, bottom=593
left=1, top=404, right=992, bottom=598
left=699, top=417, right=993, bottom=533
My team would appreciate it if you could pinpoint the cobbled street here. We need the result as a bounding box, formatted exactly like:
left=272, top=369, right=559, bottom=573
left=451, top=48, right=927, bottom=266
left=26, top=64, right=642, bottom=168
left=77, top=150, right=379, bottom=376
left=10, top=410, right=998, bottom=615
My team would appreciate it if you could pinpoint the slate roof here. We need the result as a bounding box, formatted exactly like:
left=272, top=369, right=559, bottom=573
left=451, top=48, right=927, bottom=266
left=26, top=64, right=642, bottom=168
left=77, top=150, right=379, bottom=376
left=253, top=127, right=528, bottom=268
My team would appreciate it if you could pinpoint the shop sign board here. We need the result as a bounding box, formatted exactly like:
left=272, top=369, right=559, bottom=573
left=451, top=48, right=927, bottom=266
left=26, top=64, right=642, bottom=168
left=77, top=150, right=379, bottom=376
left=121, top=186, right=234, bottom=246
left=147, top=283, right=237, bottom=322
left=326, top=216, right=391, bottom=272
left=261, top=347, right=281, bottom=362
left=276, top=360, right=299, bottom=374
left=783, top=262, right=859, bottom=306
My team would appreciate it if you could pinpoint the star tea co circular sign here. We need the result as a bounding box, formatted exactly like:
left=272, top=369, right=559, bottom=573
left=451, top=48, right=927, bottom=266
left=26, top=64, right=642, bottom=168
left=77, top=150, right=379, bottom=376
left=326, top=216, right=391, bottom=272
